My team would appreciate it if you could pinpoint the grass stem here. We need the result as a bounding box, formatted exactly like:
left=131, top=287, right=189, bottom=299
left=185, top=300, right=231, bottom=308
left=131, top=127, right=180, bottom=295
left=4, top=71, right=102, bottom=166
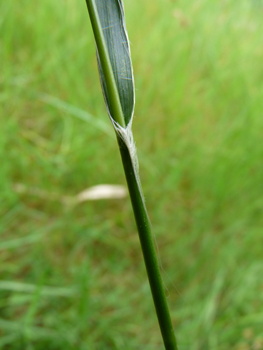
left=85, top=0, right=178, bottom=348
left=118, top=137, right=178, bottom=350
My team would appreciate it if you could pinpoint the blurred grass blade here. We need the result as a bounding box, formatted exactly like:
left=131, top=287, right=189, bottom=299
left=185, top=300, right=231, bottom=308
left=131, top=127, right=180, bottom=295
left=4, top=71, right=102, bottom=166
left=85, top=0, right=134, bottom=127
left=0, top=334, right=18, bottom=348
left=40, top=93, right=113, bottom=137
left=0, top=225, right=55, bottom=251
left=0, top=232, right=45, bottom=251
left=0, top=281, right=76, bottom=297
left=0, top=318, right=58, bottom=340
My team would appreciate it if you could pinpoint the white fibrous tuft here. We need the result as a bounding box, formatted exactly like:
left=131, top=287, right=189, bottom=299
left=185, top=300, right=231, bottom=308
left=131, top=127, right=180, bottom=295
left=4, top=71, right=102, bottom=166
left=110, top=115, right=144, bottom=203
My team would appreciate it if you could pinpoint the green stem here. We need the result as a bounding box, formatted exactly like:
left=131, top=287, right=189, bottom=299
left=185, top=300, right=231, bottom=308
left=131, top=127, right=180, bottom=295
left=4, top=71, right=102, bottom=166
left=117, top=137, right=178, bottom=350
left=85, top=0, right=125, bottom=127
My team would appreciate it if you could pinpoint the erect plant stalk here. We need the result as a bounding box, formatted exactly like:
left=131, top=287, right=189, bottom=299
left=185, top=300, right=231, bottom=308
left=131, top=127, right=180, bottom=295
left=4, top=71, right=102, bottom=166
left=85, top=0, right=178, bottom=349
left=117, top=137, right=178, bottom=350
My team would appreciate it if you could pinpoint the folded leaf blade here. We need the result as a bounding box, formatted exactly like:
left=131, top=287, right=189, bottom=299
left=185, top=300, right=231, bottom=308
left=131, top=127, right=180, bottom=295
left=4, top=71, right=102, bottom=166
left=86, top=0, right=134, bottom=127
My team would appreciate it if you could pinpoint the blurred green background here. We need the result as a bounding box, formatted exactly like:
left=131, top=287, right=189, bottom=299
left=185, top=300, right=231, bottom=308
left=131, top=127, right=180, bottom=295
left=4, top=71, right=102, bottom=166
left=1, top=0, right=263, bottom=349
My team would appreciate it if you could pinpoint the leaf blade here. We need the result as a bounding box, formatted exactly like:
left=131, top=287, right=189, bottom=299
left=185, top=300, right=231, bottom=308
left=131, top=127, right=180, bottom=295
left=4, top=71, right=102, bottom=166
left=86, top=0, right=134, bottom=127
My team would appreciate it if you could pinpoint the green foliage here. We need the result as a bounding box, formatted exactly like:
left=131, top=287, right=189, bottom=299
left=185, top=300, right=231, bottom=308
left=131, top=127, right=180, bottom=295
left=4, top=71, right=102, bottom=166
left=86, top=0, right=134, bottom=127
left=1, top=0, right=263, bottom=349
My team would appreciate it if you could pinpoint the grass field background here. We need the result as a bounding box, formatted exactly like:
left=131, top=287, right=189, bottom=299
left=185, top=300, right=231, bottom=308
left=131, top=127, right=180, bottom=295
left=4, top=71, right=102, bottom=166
left=1, top=0, right=263, bottom=349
